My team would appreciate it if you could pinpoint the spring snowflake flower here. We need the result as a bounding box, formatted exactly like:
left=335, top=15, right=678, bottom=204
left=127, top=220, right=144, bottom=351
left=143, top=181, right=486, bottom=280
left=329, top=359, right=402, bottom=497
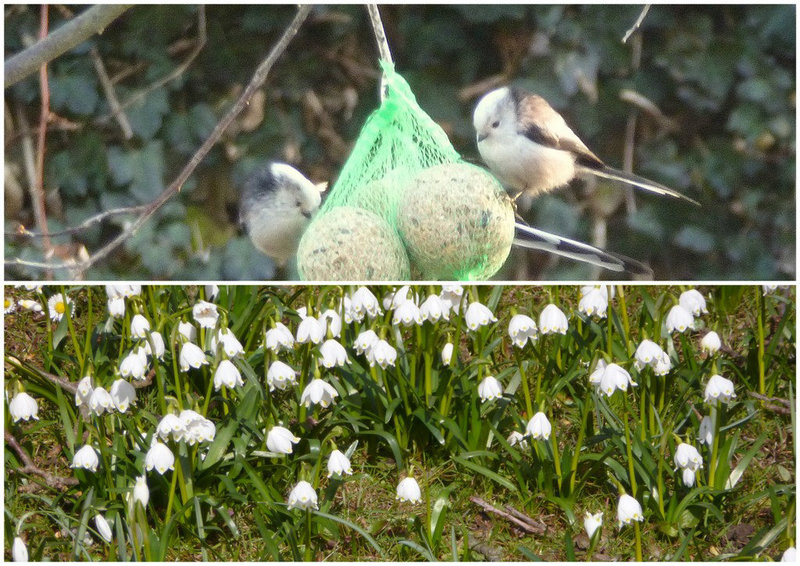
left=107, top=284, right=141, bottom=298
left=119, top=348, right=148, bottom=381
left=17, top=299, right=44, bottom=314
left=327, top=449, right=353, bottom=477
left=350, top=287, right=382, bottom=320
left=47, top=293, right=73, bottom=322
left=368, top=340, right=397, bottom=369
left=396, top=477, right=422, bottom=503
left=107, top=296, right=126, bottom=318
left=478, top=376, right=503, bottom=402
left=179, top=342, right=208, bottom=371
left=300, top=379, right=339, bottom=408
left=354, top=330, right=379, bottom=356
left=75, top=376, right=94, bottom=407
left=318, top=339, right=349, bottom=368
left=287, top=481, right=318, bottom=510
left=507, top=431, right=529, bottom=450
left=591, top=363, right=637, bottom=397
left=698, top=415, right=714, bottom=446
left=211, top=328, right=244, bottom=358
left=584, top=511, right=603, bottom=539
left=213, top=360, right=244, bottom=390
left=617, top=494, right=643, bottom=528
left=145, top=440, right=175, bottom=474
left=192, top=300, right=219, bottom=328
left=132, top=475, right=149, bottom=508
left=320, top=309, right=343, bottom=338
left=157, top=413, right=186, bottom=442
left=440, top=284, right=464, bottom=314
left=681, top=468, right=696, bottom=487
left=441, top=342, right=454, bottom=366
left=179, top=409, right=216, bottom=445
left=130, top=314, right=150, bottom=339
left=12, top=537, right=28, bottom=562
left=94, top=514, right=113, bottom=543
left=296, top=316, right=324, bottom=344
left=419, top=295, right=448, bottom=323
left=204, top=284, right=219, bottom=300
left=704, top=374, right=736, bottom=405
left=383, top=285, right=417, bottom=311
left=525, top=412, right=552, bottom=440
left=634, top=341, right=671, bottom=375
left=578, top=288, right=608, bottom=318
left=109, top=379, right=137, bottom=412
left=178, top=321, right=197, bottom=342
left=539, top=304, right=568, bottom=335
left=9, top=392, right=39, bottom=422
left=465, top=301, right=497, bottom=331
left=508, top=314, right=538, bottom=348
left=679, top=289, right=708, bottom=316
left=780, top=547, right=796, bottom=562
left=665, top=305, right=694, bottom=334
left=393, top=300, right=423, bottom=326
left=700, top=331, right=721, bottom=354
left=265, top=322, right=295, bottom=352
left=143, top=331, right=166, bottom=359
left=89, top=387, right=114, bottom=416
left=266, top=426, right=300, bottom=454
left=674, top=443, right=704, bottom=472
left=71, top=444, right=99, bottom=472
left=266, top=361, right=298, bottom=391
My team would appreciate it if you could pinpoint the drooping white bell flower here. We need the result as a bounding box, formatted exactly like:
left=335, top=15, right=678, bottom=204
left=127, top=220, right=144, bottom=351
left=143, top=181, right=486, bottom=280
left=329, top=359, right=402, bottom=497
left=12, top=536, right=28, bottom=562
left=300, top=379, right=339, bottom=408
left=108, top=296, right=126, bottom=318
left=674, top=442, right=704, bottom=472
left=525, top=412, right=552, bottom=440
left=130, top=314, right=151, bottom=339
left=204, top=284, right=219, bottom=300
left=156, top=413, right=186, bottom=442
left=507, top=430, right=529, bottom=450
left=265, top=322, right=295, bottom=352
left=679, top=289, right=708, bottom=316
left=326, top=449, right=353, bottom=478
left=145, top=440, right=175, bottom=474
left=681, top=468, right=696, bottom=487
left=267, top=426, right=301, bottom=454
left=439, top=285, right=464, bottom=314
left=9, top=392, right=39, bottom=422
left=287, top=480, right=318, bottom=510
left=71, top=444, right=100, bottom=472
left=665, top=305, right=695, bottom=334
left=179, top=410, right=216, bottom=445
left=179, top=342, right=208, bottom=371
left=109, top=379, right=137, bottom=412
left=178, top=321, right=197, bottom=342
left=633, top=340, right=666, bottom=370
left=89, top=387, right=114, bottom=416
left=477, top=376, right=503, bottom=402
left=441, top=342, right=454, bottom=366
left=296, top=316, right=324, bottom=345
left=94, top=513, right=113, bottom=543
left=368, top=340, right=397, bottom=369
left=698, top=415, right=714, bottom=446
left=584, top=511, right=603, bottom=539
left=593, top=363, right=637, bottom=397
left=351, top=287, right=382, bottom=320
left=419, top=295, right=449, bottom=323
left=213, top=360, right=244, bottom=390
left=539, top=304, right=568, bottom=335
left=267, top=360, right=298, bottom=391
left=75, top=375, right=94, bottom=407
left=578, top=288, right=608, bottom=318
left=119, top=348, right=148, bottom=381
left=704, top=374, right=736, bottom=405
left=211, top=328, right=244, bottom=358
left=192, top=300, right=219, bottom=329
left=143, top=331, right=166, bottom=360
left=508, top=314, right=537, bottom=348
left=318, top=339, right=349, bottom=368
left=396, top=477, right=422, bottom=503
left=652, top=352, right=672, bottom=376
left=465, top=301, right=498, bottom=331
left=617, top=494, right=643, bottom=528
left=354, top=330, right=379, bottom=356
left=393, top=300, right=423, bottom=327
left=700, top=331, right=721, bottom=355
left=319, top=309, right=343, bottom=338
left=132, top=475, right=149, bottom=508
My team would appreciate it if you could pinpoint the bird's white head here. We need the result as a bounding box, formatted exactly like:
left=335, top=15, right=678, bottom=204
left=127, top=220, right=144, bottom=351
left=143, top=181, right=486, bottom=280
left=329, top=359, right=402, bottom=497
left=270, top=162, right=323, bottom=217
left=473, top=87, right=515, bottom=145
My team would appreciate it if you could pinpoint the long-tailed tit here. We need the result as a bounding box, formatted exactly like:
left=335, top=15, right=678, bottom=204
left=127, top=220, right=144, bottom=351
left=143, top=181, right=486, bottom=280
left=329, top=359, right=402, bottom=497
left=239, top=162, right=325, bottom=267
left=473, top=86, right=698, bottom=204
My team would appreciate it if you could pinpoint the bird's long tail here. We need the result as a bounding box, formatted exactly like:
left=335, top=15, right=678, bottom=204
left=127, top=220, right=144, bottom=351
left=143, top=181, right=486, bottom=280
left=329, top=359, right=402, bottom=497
left=513, top=223, right=653, bottom=277
left=580, top=165, right=700, bottom=206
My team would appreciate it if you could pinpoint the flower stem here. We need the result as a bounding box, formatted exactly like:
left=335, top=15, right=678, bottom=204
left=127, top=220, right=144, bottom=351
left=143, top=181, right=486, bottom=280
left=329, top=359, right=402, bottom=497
left=304, top=508, right=313, bottom=561
left=633, top=520, right=643, bottom=561
left=515, top=352, right=534, bottom=419
left=623, top=396, right=638, bottom=497
left=756, top=288, right=766, bottom=395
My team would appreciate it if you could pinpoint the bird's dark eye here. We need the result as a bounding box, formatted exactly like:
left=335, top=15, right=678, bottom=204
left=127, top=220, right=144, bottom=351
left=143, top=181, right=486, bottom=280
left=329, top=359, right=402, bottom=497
left=491, top=120, right=500, bottom=128
left=295, top=200, right=302, bottom=208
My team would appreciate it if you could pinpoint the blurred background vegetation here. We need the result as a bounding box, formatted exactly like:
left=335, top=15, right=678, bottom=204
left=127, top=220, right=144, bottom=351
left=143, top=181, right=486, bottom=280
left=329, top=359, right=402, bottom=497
left=4, top=4, right=795, bottom=281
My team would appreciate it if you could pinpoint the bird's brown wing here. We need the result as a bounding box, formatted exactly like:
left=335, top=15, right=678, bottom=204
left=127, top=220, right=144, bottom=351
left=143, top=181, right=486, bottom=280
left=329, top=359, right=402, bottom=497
left=511, top=88, right=605, bottom=169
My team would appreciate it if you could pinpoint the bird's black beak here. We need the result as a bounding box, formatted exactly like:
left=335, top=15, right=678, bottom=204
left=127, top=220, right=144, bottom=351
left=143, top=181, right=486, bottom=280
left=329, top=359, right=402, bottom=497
left=477, top=133, right=487, bottom=143
left=302, top=210, right=312, bottom=219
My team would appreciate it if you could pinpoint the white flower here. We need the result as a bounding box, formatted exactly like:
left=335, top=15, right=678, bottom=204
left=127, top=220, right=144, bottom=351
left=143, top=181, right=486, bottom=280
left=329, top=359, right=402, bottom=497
left=440, top=285, right=464, bottom=314
left=674, top=443, right=704, bottom=471
left=157, top=413, right=186, bottom=442
left=593, top=363, right=637, bottom=397
left=108, top=296, right=126, bottom=318
left=94, top=513, right=113, bottom=543
left=419, top=295, right=449, bottom=323
left=318, top=339, right=349, bottom=368
left=700, top=331, right=721, bottom=355
left=211, top=328, right=244, bottom=358
left=539, top=304, right=568, bottom=335
left=477, top=376, right=503, bottom=402
left=320, top=309, right=343, bottom=338
left=508, top=314, right=537, bottom=348
left=584, top=511, right=603, bottom=539
left=180, top=410, right=216, bottom=445
left=89, top=387, right=114, bottom=416
left=109, top=379, right=137, bottom=412
left=581, top=284, right=614, bottom=299
left=192, top=300, right=219, bottom=329
left=287, top=480, right=318, bottom=510
left=396, top=477, right=422, bottom=503
left=507, top=431, right=529, bottom=450
left=384, top=285, right=416, bottom=310
left=369, top=340, right=397, bottom=369
left=107, top=284, right=141, bottom=298
left=634, top=340, right=665, bottom=370
left=465, top=301, right=497, bottom=331
left=130, top=314, right=151, bottom=339
left=17, top=299, right=43, bottom=314
left=119, top=348, right=148, bottom=381
left=205, top=284, right=219, bottom=300
left=762, top=284, right=778, bottom=295
left=179, top=342, right=208, bottom=371
left=267, top=426, right=300, bottom=454
left=704, top=374, right=736, bottom=405
left=296, top=316, right=324, bottom=344
left=698, top=415, right=714, bottom=446
left=145, top=441, right=175, bottom=474
left=679, top=289, right=708, bottom=316
left=665, top=305, right=695, bottom=334
left=354, top=330, right=379, bottom=356
left=300, top=379, right=339, bottom=408
left=617, top=494, right=643, bottom=528
left=213, top=360, right=244, bottom=390
left=71, top=444, right=100, bottom=472
left=143, top=331, right=166, bottom=360
left=267, top=361, right=297, bottom=391
left=441, top=343, right=454, bottom=366
left=393, top=300, right=423, bottom=326
left=9, top=392, right=39, bottom=422
left=351, top=287, right=382, bottom=320
left=4, top=296, right=16, bottom=315
left=178, top=321, right=197, bottom=342
left=525, top=412, right=552, bottom=440
left=47, top=293, right=73, bottom=322
left=780, top=547, right=796, bottom=562
left=12, top=537, right=28, bottom=562
left=578, top=288, right=608, bottom=318
left=75, top=375, right=94, bottom=407
left=327, top=449, right=353, bottom=477
left=265, top=322, right=295, bottom=352
left=132, top=475, right=149, bottom=507
left=588, top=359, right=608, bottom=388
left=653, top=352, right=672, bottom=376
left=682, top=468, right=696, bottom=487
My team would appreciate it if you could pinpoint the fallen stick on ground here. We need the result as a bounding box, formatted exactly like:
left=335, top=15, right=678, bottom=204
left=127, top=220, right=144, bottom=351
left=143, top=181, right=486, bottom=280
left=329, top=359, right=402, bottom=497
left=470, top=496, right=547, bottom=535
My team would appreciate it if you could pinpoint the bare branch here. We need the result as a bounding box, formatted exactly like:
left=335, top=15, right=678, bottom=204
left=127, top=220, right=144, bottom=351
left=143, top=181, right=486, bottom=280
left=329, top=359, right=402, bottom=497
left=622, top=4, right=651, bottom=44
left=5, top=430, right=79, bottom=489
left=90, top=46, right=133, bottom=139
left=5, top=5, right=133, bottom=87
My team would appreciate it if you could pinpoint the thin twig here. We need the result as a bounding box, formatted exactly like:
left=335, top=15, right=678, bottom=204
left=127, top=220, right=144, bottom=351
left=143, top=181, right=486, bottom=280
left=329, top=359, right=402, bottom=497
left=34, top=6, right=53, bottom=269
left=90, top=45, right=133, bottom=139
left=622, top=4, right=651, bottom=44
left=748, top=391, right=792, bottom=414
left=6, top=204, right=149, bottom=239
left=6, top=5, right=312, bottom=275
left=503, top=504, right=548, bottom=533
left=5, top=430, right=80, bottom=489
left=470, top=496, right=547, bottom=535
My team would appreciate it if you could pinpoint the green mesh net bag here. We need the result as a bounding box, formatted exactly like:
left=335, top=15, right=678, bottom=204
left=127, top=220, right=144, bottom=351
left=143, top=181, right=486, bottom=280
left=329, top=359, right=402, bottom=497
left=297, top=61, right=515, bottom=281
